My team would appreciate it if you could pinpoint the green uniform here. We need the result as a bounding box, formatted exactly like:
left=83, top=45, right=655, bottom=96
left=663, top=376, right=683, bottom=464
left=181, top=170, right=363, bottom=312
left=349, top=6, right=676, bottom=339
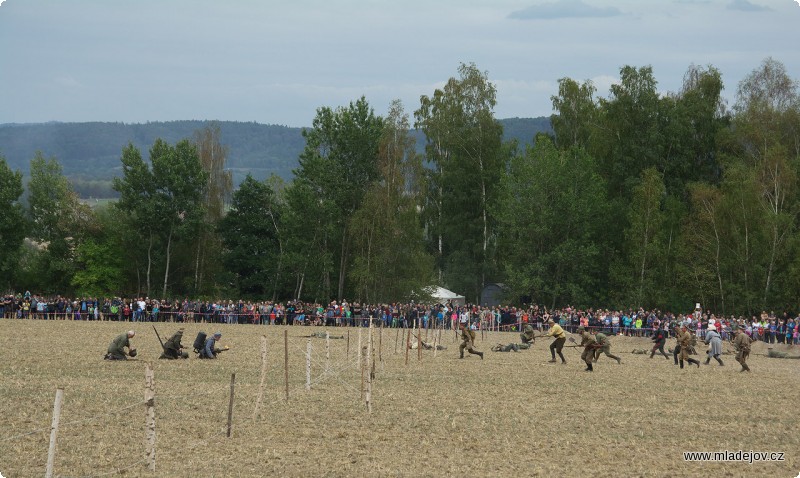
left=579, top=331, right=597, bottom=370
left=592, top=333, right=621, bottom=364
left=491, top=343, right=520, bottom=352
left=733, top=332, right=752, bottom=372
left=520, top=324, right=535, bottom=344
left=160, top=330, right=188, bottom=359
left=106, top=333, right=131, bottom=360
left=459, top=327, right=483, bottom=359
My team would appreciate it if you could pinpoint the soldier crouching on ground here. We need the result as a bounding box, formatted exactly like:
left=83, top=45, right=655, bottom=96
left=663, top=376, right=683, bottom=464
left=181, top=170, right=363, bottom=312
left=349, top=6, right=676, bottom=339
left=592, top=330, right=622, bottom=364
left=520, top=323, right=536, bottom=344
left=459, top=322, right=484, bottom=359
left=200, top=332, right=228, bottom=359
left=105, top=330, right=136, bottom=360
left=160, top=328, right=189, bottom=359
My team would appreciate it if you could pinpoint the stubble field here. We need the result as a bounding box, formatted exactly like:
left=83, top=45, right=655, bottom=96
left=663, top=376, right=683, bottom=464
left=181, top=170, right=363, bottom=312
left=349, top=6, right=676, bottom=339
left=1, top=319, right=798, bottom=477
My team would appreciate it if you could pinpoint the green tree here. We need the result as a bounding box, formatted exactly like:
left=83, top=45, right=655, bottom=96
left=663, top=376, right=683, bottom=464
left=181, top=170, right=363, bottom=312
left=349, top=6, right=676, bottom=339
left=192, top=123, right=232, bottom=293
left=0, top=156, right=26, bottom=287
left=414, top=63, right=505, bottom=301
left=550, top=77, right=598, bottom=150
left=611, top=168, right=667, bottom=307
left=732, top=57, right=800, bottom=306
left=218, top=175, right=283, bottom=299
left=284, top=97, right=384, bottom=301
left=348, top=100, right=434, bottom=302
left=497, top=137, right=609, bottom=308
left=27, top=152, right=94, bottom=293
left=113, top=139, right=207, bottom=297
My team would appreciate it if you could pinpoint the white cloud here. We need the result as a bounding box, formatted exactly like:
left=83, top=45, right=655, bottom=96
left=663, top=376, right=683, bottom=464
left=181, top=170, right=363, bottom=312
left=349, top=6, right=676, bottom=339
left=727, top=0, right=771, bottom=11
left=509, top=0, right=623, bottom=20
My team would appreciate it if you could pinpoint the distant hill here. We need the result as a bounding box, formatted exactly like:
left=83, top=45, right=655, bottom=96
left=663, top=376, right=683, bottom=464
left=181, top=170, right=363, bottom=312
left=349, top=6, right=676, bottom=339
left=0, top=118, right=551, bottom=197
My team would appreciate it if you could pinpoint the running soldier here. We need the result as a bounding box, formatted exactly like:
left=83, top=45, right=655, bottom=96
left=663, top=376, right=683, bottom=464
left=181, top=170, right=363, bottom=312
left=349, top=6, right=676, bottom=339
left=546, top=318, right=567, bottom=364
left=703, top=326, right=724, bottom=366
left=459, top=322, right=484, bottom=359
left=577, top=326, right=597, bottom=372
left=677, top=325, right=701, bottom=369
left=650, top=326, right=670, bottom=359
left=592, top=330, right=622, bottom=364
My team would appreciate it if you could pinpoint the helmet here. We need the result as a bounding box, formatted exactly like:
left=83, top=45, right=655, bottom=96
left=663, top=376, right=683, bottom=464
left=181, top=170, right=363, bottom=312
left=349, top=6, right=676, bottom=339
left=128, top=349, right=138, bottom=357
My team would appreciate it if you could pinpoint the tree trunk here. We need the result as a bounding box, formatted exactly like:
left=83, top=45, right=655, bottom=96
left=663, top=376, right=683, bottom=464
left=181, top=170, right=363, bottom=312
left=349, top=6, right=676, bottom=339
left=146, top=231, right=153, bottom=296
left=162, top=226, right=173, bottom=298
left=337, top=225, right=349, bottom=300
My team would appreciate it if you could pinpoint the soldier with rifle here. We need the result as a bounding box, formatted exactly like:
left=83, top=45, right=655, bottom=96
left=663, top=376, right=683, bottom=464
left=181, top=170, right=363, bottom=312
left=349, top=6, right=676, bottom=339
left=546, top=318, right=567, bottom=364
left=459, top=322, right=484, bottom=359
left=732, top=326, right=752, bottom=372
left=520, top=323, right=536, bottom=344
left=577, top=326, right=599, bottom=372
left=677, top=325, right=701, bottom=369
left=199, top=332, right=229, bottom=359
left=156, top=327, right=189, bottom=359
left=592, top=330, right=622, bottom=364
left=649, top=326, right=670, bottom=359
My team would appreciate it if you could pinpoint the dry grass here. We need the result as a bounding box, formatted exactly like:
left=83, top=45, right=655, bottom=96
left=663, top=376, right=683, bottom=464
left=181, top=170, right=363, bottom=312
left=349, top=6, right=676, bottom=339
left=1, top=320, right=798, bottom=477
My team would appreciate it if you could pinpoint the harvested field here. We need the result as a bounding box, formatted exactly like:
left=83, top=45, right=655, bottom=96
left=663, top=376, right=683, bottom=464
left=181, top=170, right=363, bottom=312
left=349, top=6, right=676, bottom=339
left=1, top=320, right=798, bottom=477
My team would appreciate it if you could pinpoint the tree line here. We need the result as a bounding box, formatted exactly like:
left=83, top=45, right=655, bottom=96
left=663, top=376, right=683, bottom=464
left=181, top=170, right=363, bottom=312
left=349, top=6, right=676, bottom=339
left=1, top=58, right=798, bottom=316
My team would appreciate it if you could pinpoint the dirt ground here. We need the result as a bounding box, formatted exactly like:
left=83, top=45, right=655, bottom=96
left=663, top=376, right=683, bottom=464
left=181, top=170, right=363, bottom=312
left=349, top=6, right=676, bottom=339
left=1, top=320, right=798, bottom=477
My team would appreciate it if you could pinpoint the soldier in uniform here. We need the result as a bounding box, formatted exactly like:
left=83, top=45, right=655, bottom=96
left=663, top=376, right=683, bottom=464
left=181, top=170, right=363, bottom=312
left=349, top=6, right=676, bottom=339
left=491, top=343, right=520, bottom=352
left=546, top=318, right=567, bottom=364
left=459, top=322, right=484, bottom=359
left=577, top=326, right=598, bottom=372
left=105, top=330, right=136, bottom=360
left=520, top=323, right=536, bottom=344
left=677, top=325, right=701, bottom=369
left=159, top=328, right=189, bottom=359
left=200, top=332, right=228, bottom=359
left=732, top=327, right=752, bottom=372
left=649, top=326, right=670, bottom=359
left=703, top=326, right=724, bottom=366
left=592, top=330, right=622, bottom=364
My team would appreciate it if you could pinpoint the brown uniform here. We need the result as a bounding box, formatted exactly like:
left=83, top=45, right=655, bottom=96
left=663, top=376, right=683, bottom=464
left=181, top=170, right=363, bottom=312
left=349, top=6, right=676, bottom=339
left=733, top=332, right=752, bottom=372
left=459, top=326, right=483, bottom=359
left=579, top=331, right=597, bottom=369
left=677, top=329, right=700, bottom=368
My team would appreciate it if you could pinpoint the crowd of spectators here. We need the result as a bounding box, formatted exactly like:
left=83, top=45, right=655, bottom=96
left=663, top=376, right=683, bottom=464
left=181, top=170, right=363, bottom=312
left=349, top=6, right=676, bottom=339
left=2, top=291, right=798, bottom=345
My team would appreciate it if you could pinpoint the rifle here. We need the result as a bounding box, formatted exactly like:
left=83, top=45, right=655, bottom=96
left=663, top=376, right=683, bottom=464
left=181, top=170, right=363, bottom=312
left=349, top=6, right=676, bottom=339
left=153, top=325, right=166, bottom=351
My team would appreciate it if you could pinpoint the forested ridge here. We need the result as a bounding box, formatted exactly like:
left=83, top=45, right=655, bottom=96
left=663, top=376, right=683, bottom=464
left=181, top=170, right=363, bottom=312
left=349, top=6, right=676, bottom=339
left=0, top=118, right=551, bottom=197
left=1, top=58, right=798, bottom=317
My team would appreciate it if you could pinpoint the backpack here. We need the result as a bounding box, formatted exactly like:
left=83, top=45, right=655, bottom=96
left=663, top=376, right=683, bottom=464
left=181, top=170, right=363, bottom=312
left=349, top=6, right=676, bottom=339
left=193, top=331, right=207, bottom=355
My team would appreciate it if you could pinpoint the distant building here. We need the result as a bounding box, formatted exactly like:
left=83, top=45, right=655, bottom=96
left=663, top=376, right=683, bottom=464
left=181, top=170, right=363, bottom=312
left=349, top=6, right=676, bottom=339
left=481, top=283, right=506, bottom=307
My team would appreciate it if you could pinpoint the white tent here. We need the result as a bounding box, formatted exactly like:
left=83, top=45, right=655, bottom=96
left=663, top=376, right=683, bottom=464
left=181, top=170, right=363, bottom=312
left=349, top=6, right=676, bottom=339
left=425, top=286, right=466, bottom=306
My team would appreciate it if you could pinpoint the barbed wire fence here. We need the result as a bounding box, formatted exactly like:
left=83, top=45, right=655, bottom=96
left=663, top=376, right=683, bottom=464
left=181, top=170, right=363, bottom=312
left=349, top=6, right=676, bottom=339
left=2, top=326, right=391, bottom=477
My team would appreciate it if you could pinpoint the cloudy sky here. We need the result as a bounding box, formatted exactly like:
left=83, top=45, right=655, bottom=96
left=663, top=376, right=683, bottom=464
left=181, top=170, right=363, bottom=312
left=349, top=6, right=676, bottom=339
left=0, top=0, right=798, bottom=127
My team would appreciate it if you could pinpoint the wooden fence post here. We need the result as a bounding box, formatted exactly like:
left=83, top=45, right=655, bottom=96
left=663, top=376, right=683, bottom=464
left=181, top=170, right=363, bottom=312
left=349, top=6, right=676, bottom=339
left=284, top=330, right=289, bottom=401
left=144, top=363, right=156, bottom=472
left=227, top=373, right=236, bottom=438
left=306, top=339, right=312, bottom=390
left=325, top=331, right=330, bottom=374
left=357, top=328, right=362, bottom=367
left=45, top=388, right=64, bottom=478
left=366, top=319, right=373, bottom=413
left=252, top=335, right=268, bottom=420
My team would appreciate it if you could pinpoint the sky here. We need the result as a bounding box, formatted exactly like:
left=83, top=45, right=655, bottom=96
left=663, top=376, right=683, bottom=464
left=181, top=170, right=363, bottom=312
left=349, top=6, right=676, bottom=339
left=0, top=0, right=798, bottom=127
